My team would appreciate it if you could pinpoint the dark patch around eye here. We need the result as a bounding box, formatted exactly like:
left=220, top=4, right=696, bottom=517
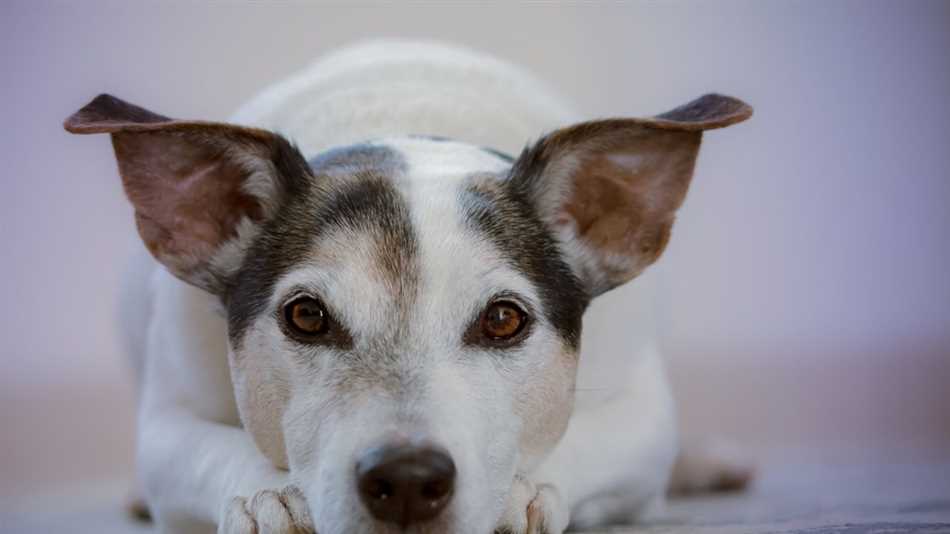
left=225, top=143, right=415, bottom=350
left=461, top=177, right=589, bottom=350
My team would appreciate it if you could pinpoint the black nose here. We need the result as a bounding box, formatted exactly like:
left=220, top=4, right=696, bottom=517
left=356, top=444, right=456, bottom=526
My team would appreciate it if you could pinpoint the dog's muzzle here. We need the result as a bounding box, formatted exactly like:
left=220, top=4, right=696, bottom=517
left=356, top=443, right=456, bottom=527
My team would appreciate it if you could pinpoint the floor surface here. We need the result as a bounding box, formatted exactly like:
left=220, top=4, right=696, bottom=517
left=3, top=461, right=949, bottom=533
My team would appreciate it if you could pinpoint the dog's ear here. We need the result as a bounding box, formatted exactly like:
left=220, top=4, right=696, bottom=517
left=509, top=94, right=752, bottom=296
left=65, top=94, right=310, bottom=294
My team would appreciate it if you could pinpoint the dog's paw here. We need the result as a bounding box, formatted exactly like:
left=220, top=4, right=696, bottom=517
left=669, top=437, right=755, bottom=495
left=218, top=485, right=315, bottom=534
left=494, top=476, right=569, bottom=534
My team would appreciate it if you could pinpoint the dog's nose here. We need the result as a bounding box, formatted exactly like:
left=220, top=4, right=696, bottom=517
left=356, top=444, right=456, bottom=526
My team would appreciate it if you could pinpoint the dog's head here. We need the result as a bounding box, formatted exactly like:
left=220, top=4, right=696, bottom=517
left=65, top=93, right=749, bottom=533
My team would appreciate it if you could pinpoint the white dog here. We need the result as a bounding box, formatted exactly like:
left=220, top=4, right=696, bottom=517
left=65, top=42, right=752, bottom=534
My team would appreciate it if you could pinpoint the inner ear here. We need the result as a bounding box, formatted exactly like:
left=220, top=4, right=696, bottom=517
left=64, top=94, right=311, bottom=294
left=561, top=128, right=700, bottom=261
left=114, top=130, right=272, bottom=287
left=509, top=94, right=752, bottom=296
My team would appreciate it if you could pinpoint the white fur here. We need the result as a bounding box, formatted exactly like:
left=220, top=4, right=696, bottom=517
left=229, top=40, right=578, bottom=156
left=125, top=41, right=692, bottom=534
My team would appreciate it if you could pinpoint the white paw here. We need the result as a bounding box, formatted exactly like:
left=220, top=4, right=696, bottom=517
left=218, top=485, right=315, bottom=534
left=495, top=476, right=569, bottom=534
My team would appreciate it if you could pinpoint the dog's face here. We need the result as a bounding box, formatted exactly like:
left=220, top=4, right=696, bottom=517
left=228, top=138, right=587, bottom=533
left=65, top=94, right=750, bottom=534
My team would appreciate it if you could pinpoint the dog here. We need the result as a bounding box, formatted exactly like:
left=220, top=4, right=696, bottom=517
left=64, top=42, right=752, bottom=534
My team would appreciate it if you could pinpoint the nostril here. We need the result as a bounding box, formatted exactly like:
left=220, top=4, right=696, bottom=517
left=364, top=477, right=394, bottom=501
left=356, top=444, right=456, bottom=526
left=421, top=478, right=451, bottom=500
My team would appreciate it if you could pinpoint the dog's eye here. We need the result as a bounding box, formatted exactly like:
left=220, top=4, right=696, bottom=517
left=481, top=301, right=527, bottom=340
left=284, top=296, right=329, bottom=337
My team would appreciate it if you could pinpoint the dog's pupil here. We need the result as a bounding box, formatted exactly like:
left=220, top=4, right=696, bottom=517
left=484, top=303, right=521, bottom=338
left=293, top=300, right=325, bottom=332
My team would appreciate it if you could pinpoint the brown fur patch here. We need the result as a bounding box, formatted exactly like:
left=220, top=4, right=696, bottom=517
left=64, top=94, right=312, bottom=294
left=463, top=174, right=589, bottom=350
left=116, top=132, right=266, bottom=280
left=558, top=129, right=700, bottom=286
left=508, top=93, right=751, bottom=295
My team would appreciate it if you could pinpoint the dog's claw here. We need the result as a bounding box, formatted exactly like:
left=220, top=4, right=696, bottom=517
left=218, top=485, right=315, bottom=534
left=495, top=477, right=568, bottom=534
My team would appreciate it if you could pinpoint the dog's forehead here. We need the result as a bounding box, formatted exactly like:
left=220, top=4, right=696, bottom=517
left=227, top=137, right=587, bottom=349
left=272, top=138, right=529, bottom=341
left=380, top=137, right=513, bottom=178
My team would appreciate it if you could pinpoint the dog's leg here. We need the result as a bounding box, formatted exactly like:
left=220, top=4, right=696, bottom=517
left=125, top=478, right=152, bottom=522
left=668, top=437, right=755, bottom=495
left=138, top=406, right=314, bottom=534
left=499, top=345, right=678, bottom=532
left=134, top=275, right=314, bottom=534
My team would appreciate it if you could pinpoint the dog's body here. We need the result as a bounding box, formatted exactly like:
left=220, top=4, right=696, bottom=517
left=68, top=42, right=751, bottom=534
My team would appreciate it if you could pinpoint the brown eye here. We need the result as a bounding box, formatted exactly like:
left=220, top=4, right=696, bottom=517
left=481, top=301, right=527, bottom=340
left=284, top=296, right=328, bottom=337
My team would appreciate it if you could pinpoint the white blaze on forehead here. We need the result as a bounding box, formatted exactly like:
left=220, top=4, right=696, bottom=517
left=412, top=184, right=541, bottom=348
left=384, top=138, right=542, bottom=346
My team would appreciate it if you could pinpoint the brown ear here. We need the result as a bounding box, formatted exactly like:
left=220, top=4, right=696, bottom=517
left=509, top=94, right=752, bottom=296
left=65, top=94, right=311, bottom=294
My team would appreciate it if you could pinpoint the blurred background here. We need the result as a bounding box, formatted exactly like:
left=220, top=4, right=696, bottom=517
left=2, top=0, right=949, bottom=526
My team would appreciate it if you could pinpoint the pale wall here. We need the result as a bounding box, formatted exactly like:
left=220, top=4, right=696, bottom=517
left=2, top=0, right=949, bottom=500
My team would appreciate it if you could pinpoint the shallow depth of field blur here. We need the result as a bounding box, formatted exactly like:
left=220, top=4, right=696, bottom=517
left=2, top=0, right=948, bottom=515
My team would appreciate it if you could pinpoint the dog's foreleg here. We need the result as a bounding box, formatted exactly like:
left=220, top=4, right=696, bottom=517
left=135, top=277, right=312, bottom=533
left=529, top=344, right=678, bottom=530
left=138, top=405, right=291, bottom=531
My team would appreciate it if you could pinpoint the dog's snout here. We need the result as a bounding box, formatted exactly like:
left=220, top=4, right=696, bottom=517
left=356, top=444, right=456, bottom=526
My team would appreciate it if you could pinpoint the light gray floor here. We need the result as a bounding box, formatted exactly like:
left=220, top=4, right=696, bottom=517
left=634, top=462, right=950, bottom=534
left=4, top=461, right=949, bottom=534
